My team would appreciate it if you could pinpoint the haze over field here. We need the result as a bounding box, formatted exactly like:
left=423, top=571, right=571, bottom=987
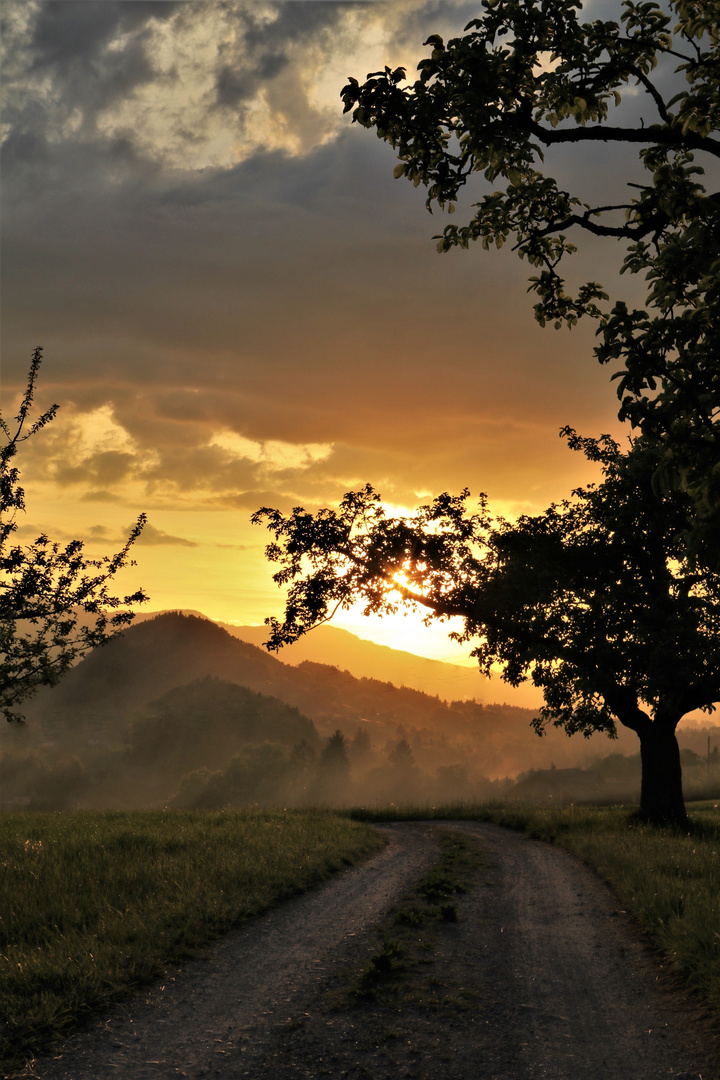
left=1, top=0, right=634, bottom=685
left=2, top=613, right=718, bottom=812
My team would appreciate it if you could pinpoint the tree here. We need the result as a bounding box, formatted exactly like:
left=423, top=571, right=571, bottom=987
left=349, top=725, right=373, bottom=767
left=319, top=729, right=351, bottom=774
left=341, top=0, right=720, bottom=559
left=388, top=738, right=415, bottom=771
left=312, top=729, right=351, bottom=804
left=0, top=348, right=148, bottom=722
left=254, top=432, right=720, bottom=826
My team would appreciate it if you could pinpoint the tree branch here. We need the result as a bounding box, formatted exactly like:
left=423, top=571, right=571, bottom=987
left=526, top=120, right=720, bottom=159
left=626, top=65, right=672, bottom=124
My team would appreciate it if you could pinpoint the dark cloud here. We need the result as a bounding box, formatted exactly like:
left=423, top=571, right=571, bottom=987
left=2, top=1, right=650, bottom=545
left=29, top=2, right=178, bottom=68
left=242, top=1, right=347, bottom=51
left=9, top=2, right=180, bottom=150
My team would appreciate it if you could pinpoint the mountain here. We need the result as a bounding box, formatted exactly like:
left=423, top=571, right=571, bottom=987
left=132, top=608, right=542, bottom=706
left=218, top=622, right=492, bottom=702
left=21, top=611, right=639, bottom=776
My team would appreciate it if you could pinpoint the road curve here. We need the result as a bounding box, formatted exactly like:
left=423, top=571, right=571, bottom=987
left=21, top=824, right=440, bottom=1080
left=19, top=823, right=714, bottom=1080
left=440, top=822, right=713, bottom=1080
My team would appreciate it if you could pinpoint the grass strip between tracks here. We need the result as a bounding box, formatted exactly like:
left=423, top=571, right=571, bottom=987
left=339, top=828, right=485, bottom=1009
left=348, top=802, right=720, bottom=1019
left=0, top=808, right=384, bottom=1076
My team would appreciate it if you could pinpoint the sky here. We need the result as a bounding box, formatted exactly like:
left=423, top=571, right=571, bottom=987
left=2, top=0, right=660, bottom=686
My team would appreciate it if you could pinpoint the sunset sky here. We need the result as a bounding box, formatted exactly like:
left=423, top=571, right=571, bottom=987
left=3, top=0, right=644, bottom=682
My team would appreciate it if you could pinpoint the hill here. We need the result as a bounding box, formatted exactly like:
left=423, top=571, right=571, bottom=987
left=4, top=612, right=718, bottom=810
left=20, top=611, right=637, bottom=773
left=219, top=621, right=493, bottom=702
left=130, top=676, right=320, bottom=770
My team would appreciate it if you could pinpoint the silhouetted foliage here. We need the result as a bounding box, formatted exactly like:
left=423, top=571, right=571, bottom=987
left=389, top=738, right=415, bottom=770
left=255, top=433, right=720, bottom=824
left=320, top=729, right=350, bottom=773
left=0, top=349, right=147, bottom=721
left=341, top=0, right=720, bottom=559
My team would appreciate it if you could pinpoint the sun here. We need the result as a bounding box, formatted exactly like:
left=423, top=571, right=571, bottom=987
left=333, top=604, right=475, bottom=667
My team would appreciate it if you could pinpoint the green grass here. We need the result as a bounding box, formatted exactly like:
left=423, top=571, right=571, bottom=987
left=349, top=801, right=720, bottom=1018
left=0, top=808, right=384, bottom=1075
left=5, top=802, right=718, bottom=1074
left=350, top=829, right=484, bottom=1004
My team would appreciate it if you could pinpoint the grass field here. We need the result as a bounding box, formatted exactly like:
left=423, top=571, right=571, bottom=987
left=350, top=801, right=720, bottom=1018
left=4, top=802, right=719, bottom=1076
left=0, top=809, right=384, bottom=1075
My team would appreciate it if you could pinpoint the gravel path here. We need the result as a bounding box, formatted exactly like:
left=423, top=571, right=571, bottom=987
left=21, top=823, right=717, bottom=1080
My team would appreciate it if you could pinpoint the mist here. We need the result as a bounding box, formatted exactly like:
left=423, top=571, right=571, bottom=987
left=2, top=614, right=718, bottom=813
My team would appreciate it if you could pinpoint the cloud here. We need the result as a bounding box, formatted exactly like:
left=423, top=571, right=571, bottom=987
left=2, top=1, right=368, bottom=174
left=130, top=520, right=198, bottom=548
left=80, top=489, right=124, bottom=504
left=87, top=524, right=111, bottom=539
left=3, top=0, right=642, bottom=594
left=209, top=430, right=333, bottom=472
left=2, top=1, right=179, bottom=170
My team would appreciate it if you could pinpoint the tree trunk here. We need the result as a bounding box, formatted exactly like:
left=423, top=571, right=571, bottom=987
left=638, top=723, right=688, bottom=827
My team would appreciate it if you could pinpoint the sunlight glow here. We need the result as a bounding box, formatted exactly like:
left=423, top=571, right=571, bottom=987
left=209, top=430, right=333, bottom=472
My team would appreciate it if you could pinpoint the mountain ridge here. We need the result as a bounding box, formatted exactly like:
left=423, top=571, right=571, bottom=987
left=130, top=608, right=523, bottom=705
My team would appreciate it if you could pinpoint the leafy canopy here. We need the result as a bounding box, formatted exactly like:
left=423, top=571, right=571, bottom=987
left=0, top=348, right=148, bottom=722
left=254, top=432, right=720, bottom=742
left=341, top=0, right=720, bottom=554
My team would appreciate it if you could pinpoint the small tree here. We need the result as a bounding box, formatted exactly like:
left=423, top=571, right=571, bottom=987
left=0, top=348, right=148, bottom=722
left=254, top=434, right=720, bottom=825
left=311, top=729, right=351, bottom=805
left=319, top=729, right=351, bottom=774
left=350, top=725, right=373, bottom=767
left=388, top=738, right=415, bottom=771
left=341, top=0, right=720, bottom=558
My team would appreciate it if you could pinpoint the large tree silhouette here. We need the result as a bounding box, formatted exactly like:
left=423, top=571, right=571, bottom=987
left=255, top=433, right=720, bottom=825
left=1, top=349, right=147, bottom=722
left=255, top=1, right=720, bottom=823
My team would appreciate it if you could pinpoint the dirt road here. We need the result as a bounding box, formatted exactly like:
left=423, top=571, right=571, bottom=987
left=22, top=823, right=716, bottom=1080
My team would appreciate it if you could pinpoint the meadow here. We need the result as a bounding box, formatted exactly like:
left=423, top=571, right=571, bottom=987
left=0, top=809, right=384, bottom=1074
